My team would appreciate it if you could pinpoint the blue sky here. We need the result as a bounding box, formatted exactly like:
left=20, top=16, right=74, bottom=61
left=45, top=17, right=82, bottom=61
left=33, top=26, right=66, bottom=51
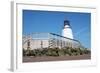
left=23, top=10, right=91, bottom=49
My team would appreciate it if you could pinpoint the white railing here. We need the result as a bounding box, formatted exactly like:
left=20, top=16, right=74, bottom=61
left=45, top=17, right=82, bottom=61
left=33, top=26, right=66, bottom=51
left=23, top=33, right=82, bottom=50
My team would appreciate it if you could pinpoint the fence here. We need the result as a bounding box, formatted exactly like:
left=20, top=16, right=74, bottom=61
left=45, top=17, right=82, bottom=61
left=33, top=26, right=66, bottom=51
left=23, top=33, right=82, bottom=50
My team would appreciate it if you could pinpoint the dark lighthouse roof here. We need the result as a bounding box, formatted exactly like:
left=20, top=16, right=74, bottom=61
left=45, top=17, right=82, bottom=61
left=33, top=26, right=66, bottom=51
left=64, top=20, right=70, bottom=26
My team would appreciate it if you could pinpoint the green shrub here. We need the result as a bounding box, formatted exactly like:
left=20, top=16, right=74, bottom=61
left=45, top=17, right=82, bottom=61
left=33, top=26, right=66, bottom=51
left=23, top=47, right=91, bottom=57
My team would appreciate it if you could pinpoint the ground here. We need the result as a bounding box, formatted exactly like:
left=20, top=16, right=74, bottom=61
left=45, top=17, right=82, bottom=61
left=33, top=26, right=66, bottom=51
left=23, top=54, right=91, bottom=63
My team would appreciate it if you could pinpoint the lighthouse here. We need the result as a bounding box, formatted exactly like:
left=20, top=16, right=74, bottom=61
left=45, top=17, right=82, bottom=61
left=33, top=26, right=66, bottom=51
left=62, top=20, right=74, bottom=39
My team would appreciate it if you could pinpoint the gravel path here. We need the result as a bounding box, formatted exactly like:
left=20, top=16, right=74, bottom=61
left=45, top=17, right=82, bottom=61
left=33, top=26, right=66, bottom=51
left=23, top=54, right=91, bottom=63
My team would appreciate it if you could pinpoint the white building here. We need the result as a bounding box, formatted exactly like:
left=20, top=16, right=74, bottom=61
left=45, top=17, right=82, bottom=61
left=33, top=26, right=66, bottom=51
left=23, top=20, right=82, bottom=50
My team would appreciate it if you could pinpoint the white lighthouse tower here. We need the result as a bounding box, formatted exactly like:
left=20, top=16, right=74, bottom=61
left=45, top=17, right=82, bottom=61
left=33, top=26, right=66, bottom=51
left=62, top=20, right=74, bottom=39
